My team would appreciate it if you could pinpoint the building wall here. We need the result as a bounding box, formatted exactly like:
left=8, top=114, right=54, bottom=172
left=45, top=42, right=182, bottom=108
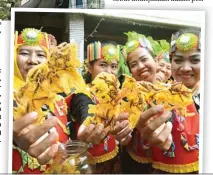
left=68, top=13, right=85, bottom=73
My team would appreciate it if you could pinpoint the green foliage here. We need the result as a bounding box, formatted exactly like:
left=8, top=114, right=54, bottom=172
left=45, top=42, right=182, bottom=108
left=124, top=31, right=145, bottom=42
left=147, top=36, right=170, bottom=56
left=118, top=46, right=131, bottom=77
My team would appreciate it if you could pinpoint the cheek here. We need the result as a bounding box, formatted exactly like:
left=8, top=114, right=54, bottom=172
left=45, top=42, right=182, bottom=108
left=129, top=67, right=137, bottom=77
left=17, top=55, right=27, bottom=70
left=112, top=69, right=118, bottom=76
left=167, top=70, right=172, bottom=76
left=39, top=57, right=47, bottom=63
left=91, top=65, right=104, bottom=79
left=171, top=63, right=179, bottom=76
left=194, top=64, right=200, bottom=75
left=147, top=61, right=157, bottom=73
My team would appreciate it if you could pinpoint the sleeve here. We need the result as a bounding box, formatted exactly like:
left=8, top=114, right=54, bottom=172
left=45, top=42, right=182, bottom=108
left=69, top=93, right=94, bottom=123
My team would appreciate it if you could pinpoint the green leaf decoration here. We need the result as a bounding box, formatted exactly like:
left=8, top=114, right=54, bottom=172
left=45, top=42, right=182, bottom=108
left=124, top=31, right=146, bottom=42
left=159, top=40, right=170, bottom=52
left=118, top=50, right=131, bottom=77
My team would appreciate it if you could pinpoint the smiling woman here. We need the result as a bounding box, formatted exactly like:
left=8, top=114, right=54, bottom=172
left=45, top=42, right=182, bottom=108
left=170, top=29, right=201, bottom=90
left=171, top=48, right=200, bottom=89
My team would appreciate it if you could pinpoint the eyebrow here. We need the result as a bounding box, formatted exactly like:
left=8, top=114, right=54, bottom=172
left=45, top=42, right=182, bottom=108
left=129, top=55, right=148, bottom=64
left=174, top=53, right=200, bottom=58
left=18, top=49, right=45, bottom=53
left=189, top=54, right=200, bottom=58
left=99, top=60, right=108, bottom=64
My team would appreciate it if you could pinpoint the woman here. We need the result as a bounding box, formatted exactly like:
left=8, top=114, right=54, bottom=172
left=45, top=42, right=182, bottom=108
left=156, top=51, right=171, bottom=83
left=13, top=28, right=69, bottom=173
left=70, top=41, right=121, bottom=173
left=118, top=32, right=173, bottom=174
left=151, top=29, right=200, bottom=174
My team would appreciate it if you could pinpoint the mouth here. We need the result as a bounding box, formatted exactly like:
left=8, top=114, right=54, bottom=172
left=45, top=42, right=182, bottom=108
left=179, top=74, right=193, bottom=79
left=138, top=70, right=149, bottom=77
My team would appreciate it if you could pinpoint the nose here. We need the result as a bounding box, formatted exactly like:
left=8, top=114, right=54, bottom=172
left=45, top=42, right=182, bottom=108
left=138, top=62, right=145, bottom=70
left=27, top=53, right=39, bottom=65
left=180, top=62, right=192, bottom=72
left=105, top=66, right=113, bottom=74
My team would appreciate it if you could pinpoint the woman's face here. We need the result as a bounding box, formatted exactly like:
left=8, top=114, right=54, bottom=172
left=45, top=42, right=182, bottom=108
left=17, top=45, right=47, bottom=80
left=89, top=58, right=118, bottom=81
left=127, top=47, right=157, bottom=83
left=156, top=60, right=171, bottom=82
left=171, top=48, right=200, bottom=89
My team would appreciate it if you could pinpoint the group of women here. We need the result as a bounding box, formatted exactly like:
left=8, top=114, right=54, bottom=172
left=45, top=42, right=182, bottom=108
left=13, top=27, right=200, bottom=174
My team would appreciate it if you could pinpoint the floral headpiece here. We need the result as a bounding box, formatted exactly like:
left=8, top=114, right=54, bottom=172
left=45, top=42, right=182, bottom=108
left=170, top=31, right=200, bottom=53
left=87, top=41, right=119, bottom=62
left=123, top=31, right=154, bottom=60
left=15, top=28, right=50, bottom=54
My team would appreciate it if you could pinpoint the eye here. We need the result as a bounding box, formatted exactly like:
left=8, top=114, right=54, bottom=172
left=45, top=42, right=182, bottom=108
left=38, top=54, right=46, bottom=57
left=140, top=57, right=148, bottom=62
left=19, top=52, right=29, bottom=56
left=173, top=58, right=183, bottom=64
left=100, top=63, right=107, bottom=67
left=167, top=66, right=171, bottom=70
left=130, top=63, right=137, bottom=68
left=111, top=64, right=118, bottom=69
left=191, top=58, right=200, bottom=64
left=159, top=63, right=164, bottom=67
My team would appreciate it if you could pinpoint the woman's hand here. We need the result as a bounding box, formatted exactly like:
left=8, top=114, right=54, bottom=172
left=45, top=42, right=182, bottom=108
left=136, top=105, right=173, bottom=150
left=13, top=112, right=59, bottom=165
left=77, top=123, right=107, bottom=144
left=111, top=113, right=132, bottom=146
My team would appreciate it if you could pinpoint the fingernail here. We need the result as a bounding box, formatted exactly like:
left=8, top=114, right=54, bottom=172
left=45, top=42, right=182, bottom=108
left=99, top=123, right=104, bottom=128
left=49, top=127, right=56, bottom=133
left=30, top=112, right=38, bottom=119
left=156, top=105, right=164, bottom=112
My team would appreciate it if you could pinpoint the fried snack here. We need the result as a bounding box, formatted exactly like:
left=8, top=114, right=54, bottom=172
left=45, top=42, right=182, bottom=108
left=83, top=72, right=122, bottom=130
left=120, top=74, right=147, bottom=129
left=82, top=72, right=194, bottom=133
left=137, top=79, right=194, bottom=117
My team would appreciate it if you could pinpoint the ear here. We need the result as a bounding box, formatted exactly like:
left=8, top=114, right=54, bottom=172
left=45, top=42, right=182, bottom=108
left=88, top=63, right=92, bottom=74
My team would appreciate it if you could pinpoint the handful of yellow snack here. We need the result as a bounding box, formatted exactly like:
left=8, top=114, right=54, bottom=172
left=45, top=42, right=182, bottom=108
left=137, top=80, right=194, bottom=117
left=82, top=73, right=194, bottom=131
left=83, top=72, right=122, bottom=130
